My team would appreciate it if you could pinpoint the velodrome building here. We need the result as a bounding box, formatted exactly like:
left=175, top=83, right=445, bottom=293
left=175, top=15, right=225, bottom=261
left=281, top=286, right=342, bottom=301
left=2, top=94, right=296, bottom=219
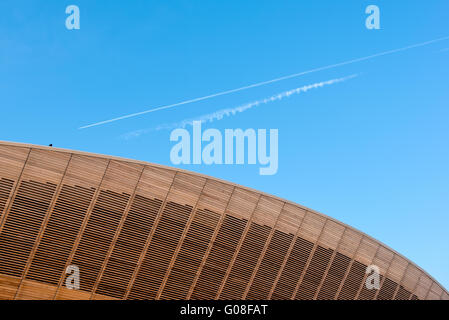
left=0, top=141, right=447, bottom=300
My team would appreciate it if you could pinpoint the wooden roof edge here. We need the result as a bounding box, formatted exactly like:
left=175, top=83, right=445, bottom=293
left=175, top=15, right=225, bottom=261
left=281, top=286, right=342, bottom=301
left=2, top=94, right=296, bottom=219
left=1, top=139, right=447, bottom=297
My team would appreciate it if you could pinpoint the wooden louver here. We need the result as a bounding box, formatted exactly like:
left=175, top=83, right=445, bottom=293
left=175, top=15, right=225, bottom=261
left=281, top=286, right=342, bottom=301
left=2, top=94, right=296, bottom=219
left=0, top=141, right=447, bottom=300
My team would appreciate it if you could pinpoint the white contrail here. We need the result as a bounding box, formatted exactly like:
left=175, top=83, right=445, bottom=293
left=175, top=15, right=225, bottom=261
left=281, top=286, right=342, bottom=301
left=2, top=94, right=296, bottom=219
left=122, top=74, right=357, bottom=139
left=80, top=35, right=449, bottom=129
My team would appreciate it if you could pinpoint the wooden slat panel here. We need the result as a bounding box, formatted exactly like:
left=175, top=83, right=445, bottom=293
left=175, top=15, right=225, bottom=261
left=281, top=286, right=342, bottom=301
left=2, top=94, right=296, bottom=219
left=160, top=208, right=221, bottom=299
left=160, top=179, right=232, bottom=299
left=70, top=189, right=131, bottom=292
left=15, top=279, right=57, bottom=300
left=26, top=184, right=96, bottom=284
left=136, top=166, right=175, bottom=200
left=402, top=265, right=421, bottom=294
left=127, top=173, right=205, bottom=299
left=0, top=145, right=29, bottom=180
left=95, top=194, right=163, bottom=298
left=415, top=274, right=432, bottom=299
left=55, top=286, right=114, bottom=300
left=373, top=246, right=394, bottom=275
left=191, top=214, right=247, bottom=299
left=0, top=179, right=16, bottom=228
left=317, top=251, right=351, bottom=299
left=318, top=220, right=345, bottom=251
left=26, top=155, right=108, bottom=285
left=196, top=180, right=235, bottom=214
left=337, top=259, right=367, bottom=300
left=428, top=282, right=443, bottom=299
left=91, top=293, right=120, bottom=300
left=226, top=188, right=259, bottom=220
left=0, top=145, right=29, bottom=227
left=69, top=161, right=141, bottom=292
left=251, top=196, right=283, bottom=227
left=358, top=245, right=383, bottom=300
left=218, top=222, right=271, bottom=299
left=276, top=203, right=306, bottom=235
left=127, top=201, right=193, bottom=299
left=272, top=235, right=314, bottom=299
left=297, top=213, right=326, bottom=244
left=0, top=143, right=446, bottom=300
left=155, top=178, right=207, bottom=299
left=167, top=172, right=205, bottom=206
left=353, top=237, right=378, bottom=266
left=377, top=277, right=397, bottom=300
left=238, top=198, right=285, bottom=299
left=101, top=160, right=142, bottom=194
left=387, top=254, right=408, bottom=284
left=395, top=285, right=412, bottom=300
left=185, top=185, right=236, bottom=299
left=371, top=247, right=395, bottom=300
left=376, top=254, right=406, bottom=300
left=0, top=273, right=21, bottom=300
left=63, top=154, right=111, bottom=188
left=21, top=149, right=70, bottom=183
left=247, top=229, right=293, bottom=299
left=0, top=149, right=70, bottom=280
left=426, top=288, right=440, bottom=300
left=90, top=165, right=146, bottom=299
left=295, top=245, right=333, bottom=300
left=337, top=229, right=363, bottom=258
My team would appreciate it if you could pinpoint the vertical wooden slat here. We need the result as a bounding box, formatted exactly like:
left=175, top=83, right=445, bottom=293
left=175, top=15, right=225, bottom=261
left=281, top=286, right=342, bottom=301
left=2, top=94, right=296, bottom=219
left=89, top=164, right=145, bottom=299
left=155, top=178, right=207, bottom=299
left=313, top=225, right=346, bottom=299
left=52, top=159, right=111, bottom=299
left=14, top=153, right=73, bottom=299
left=123, top=171, right=177, bottom=299
left=127, top=172, right=205, bottom=299
left=267, top=206, right=307, bottom=299
left=334, top=231, right=363, bottom=299
left=0, top=145, right=30, bottom=230
left=409, top=273, right=422, bottom=300
left=0, top=148, right=70, bottom=299
left=95, top=166, right=174, bottom=299
left=416, top=273, right=432, bottom=300
left=0, top=146, right=31, bottom=299
left=159, top=179, right=233, bottom=299
left=185, top=186, right=236, bottom=299
left=214, top=193, right=262, bottom=299
left=21, top=154, right=106, bottom=298
left=242, top=202, right=285, bottom=299
left=354, top=244, right=380, bottom=300
left=294, top=218, right=337, bottom=300
left=290, top=214, right=327, bottom=299
left=391, top=262, right=411, bottom=300
left=373, top=249, right=394, bottom=300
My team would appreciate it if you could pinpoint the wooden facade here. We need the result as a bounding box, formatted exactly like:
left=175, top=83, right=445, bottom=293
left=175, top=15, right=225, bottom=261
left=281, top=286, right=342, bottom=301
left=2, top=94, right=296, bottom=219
left=0, top=141, right=447, bottom=300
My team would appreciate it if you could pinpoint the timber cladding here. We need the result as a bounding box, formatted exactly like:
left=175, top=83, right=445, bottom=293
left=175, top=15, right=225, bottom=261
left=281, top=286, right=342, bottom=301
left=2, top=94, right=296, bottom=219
left=0, top=141, right=447, bottom=300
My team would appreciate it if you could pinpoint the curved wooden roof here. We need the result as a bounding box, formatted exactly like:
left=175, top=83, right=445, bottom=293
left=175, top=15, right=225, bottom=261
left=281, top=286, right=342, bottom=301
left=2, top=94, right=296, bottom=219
left=0, top=140, right=447, bottom=300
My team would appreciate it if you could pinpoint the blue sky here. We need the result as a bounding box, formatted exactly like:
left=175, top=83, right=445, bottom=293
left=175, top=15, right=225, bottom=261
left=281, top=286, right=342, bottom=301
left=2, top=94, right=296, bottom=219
left=1, top=1, right=448, bottom=290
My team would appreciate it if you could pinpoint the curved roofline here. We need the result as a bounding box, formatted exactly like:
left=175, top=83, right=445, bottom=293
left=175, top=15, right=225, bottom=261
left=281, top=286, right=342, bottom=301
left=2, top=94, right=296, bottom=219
left=1, top=140, right=446, bottom=294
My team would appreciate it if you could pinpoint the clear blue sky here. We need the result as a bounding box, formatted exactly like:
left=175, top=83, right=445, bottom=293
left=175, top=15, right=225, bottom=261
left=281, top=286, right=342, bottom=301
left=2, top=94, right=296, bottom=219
left=1, top=1, right=448, bottom=290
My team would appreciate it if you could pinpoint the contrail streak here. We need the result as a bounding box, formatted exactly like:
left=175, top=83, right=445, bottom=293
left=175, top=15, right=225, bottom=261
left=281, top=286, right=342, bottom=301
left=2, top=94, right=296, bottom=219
left=80, top=35, right=449, bottom=129
left=122, top=74, right=357, bottom=140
